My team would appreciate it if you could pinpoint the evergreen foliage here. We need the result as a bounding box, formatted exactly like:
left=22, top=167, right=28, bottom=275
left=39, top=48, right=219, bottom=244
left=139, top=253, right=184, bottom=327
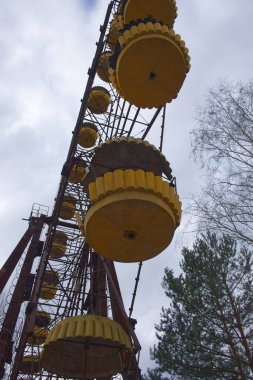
left=146, top=234, right=253, bottom=379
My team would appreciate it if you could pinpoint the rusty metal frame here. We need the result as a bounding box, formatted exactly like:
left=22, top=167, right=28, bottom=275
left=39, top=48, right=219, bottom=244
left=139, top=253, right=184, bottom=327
left=0, top=214, right=46, bottom=375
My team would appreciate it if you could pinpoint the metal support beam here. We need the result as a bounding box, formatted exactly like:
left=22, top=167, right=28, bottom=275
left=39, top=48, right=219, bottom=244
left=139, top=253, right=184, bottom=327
left=101, top=257, right=141, bottom=353
left=142, top=107, right=162, bottom=140
left=0, top=227, right=34, bottom=294
left=0, top=215, right=46, bottom=376
left=9, top=213, right=55, bottom=380
left=49, top=1, right=114, bottom=236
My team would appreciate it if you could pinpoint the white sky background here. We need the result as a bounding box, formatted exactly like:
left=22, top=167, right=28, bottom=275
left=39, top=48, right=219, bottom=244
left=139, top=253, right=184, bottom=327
left=1, top=0, right=253, bottom=374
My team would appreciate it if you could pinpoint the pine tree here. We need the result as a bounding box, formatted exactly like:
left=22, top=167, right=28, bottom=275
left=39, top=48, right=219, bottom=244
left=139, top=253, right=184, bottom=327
left=146, top=234, right=253, bottom=379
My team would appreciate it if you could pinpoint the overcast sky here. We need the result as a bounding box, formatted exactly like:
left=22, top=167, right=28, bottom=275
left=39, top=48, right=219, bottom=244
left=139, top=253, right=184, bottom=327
left=1, top=0, right=253, bottom=373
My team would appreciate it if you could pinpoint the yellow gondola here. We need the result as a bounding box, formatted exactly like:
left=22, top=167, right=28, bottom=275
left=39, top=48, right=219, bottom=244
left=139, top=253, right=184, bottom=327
left=35, top=310, right=51, bottom=328
left=39, top=283, right=57, bottom=300
left=121, top=0, right=178, bottom=28
left=109, top=20, right=190, bottom=108
left=89, top=137, right=172, bottom=178
left=27, top=328, right=48, bottom=345
left=87, top=86, right=111, bottom=114
left=41, top=315, right=132, bottom=379
left=59, top=193, right=77, bottom=220
left=97, top=51, right=113, bottom=82
left=82, top=169, right=181, bottom=262
left=50, top=230, right=68, bottom=259
left=43, top=270, right=59, bottom=285
left=79, top=136, right=173, bottom=194
left=78, top=122, right=99, bottom=148
left=68, top=160, right=87, bottom=184
left=107, top=14, right=123, bottom=51
left=19, top=356, right=40, bottom=374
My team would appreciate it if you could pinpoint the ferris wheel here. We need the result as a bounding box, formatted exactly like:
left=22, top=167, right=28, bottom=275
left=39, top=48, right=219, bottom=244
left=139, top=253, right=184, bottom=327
left=0, top=1, right=190, bottom=379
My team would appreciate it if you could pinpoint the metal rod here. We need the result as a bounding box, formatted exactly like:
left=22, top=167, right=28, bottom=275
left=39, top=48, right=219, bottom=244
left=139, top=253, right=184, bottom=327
left=115, top=99, right=126, bottom=137
left=100, top=257, right=141, bottom=352
left=106, top=100, right=115, bottom=140
left=127, top=108, right=140, bottom=137
left=110, top=96, right=121, bottom=138
left=48, top=0, right=114, bottom=247
left=142, top=106, right=162, bottom=140
left=129, top=262, right=143, bottom=318
left=55, top=220, right=80, bottom=229
left=119, top=103, right=132, bottom=136
left=159, top=105, right=166, bottom=152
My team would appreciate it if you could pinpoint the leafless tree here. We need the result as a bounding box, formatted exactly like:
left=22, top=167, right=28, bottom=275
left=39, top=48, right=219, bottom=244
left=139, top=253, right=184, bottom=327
left=189, top=80, right=253, bottom=245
